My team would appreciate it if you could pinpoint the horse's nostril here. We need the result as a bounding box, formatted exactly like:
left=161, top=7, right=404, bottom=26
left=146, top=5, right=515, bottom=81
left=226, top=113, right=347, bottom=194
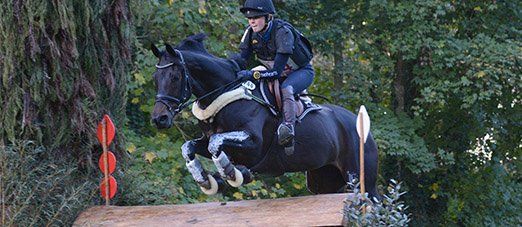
left=152, top=114, right=170, bottom=127
left=159, top=115, right=169, bottom=123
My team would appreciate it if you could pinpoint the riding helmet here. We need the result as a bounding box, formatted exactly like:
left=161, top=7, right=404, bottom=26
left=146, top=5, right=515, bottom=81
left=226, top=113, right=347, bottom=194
left=240, top=0, right=276, bottom=18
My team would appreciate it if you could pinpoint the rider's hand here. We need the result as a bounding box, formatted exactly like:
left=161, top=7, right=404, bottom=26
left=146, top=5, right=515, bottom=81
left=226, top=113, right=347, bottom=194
left=237, top=70, right=254, bottom=81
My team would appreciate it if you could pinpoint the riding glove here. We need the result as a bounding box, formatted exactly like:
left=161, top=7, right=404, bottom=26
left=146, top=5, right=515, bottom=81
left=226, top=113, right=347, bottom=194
left=237, top=70, right=254, bottom=81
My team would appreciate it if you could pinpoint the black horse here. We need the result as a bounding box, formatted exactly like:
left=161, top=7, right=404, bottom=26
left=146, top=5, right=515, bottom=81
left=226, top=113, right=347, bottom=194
left=150, top=34, right=380, bottom=198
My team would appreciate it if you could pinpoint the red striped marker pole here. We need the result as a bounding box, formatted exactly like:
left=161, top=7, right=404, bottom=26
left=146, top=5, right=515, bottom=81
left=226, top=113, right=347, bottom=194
left=97, top=114, right=117, bottom=205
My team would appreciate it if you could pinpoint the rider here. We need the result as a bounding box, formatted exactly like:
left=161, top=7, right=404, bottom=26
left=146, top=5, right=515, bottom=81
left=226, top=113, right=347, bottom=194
left=236, top=0, right=314, bottom=148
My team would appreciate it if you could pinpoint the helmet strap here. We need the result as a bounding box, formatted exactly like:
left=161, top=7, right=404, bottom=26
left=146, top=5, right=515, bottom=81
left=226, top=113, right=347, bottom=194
left=261, top=15, right=272, bottom=32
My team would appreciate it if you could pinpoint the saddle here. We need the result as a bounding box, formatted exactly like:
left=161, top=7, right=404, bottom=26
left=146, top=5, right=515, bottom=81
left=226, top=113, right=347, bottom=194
left=268, top=80, right=310, bottom=117
left=254, top=66, right=321, bottom=122
left=191, top=65, right=321, bottom=123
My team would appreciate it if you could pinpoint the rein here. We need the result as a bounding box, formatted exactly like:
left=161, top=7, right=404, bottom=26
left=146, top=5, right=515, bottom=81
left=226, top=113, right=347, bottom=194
left=155, top=49, right=243, bottom=115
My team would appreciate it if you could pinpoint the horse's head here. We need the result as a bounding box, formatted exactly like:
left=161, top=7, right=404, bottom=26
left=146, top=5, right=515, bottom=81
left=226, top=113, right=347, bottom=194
left=150, top=43, right=191, bottom=129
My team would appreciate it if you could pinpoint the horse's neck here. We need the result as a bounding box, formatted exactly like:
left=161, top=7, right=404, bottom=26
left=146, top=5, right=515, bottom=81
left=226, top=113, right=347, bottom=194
left=184, top=51, right=236, bottom=106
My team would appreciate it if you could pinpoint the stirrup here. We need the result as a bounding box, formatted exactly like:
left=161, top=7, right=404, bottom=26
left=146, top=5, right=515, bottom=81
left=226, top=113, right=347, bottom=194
left=284, top=144, right=294, bottom=155
left=277, top=123, right=294, bottom=146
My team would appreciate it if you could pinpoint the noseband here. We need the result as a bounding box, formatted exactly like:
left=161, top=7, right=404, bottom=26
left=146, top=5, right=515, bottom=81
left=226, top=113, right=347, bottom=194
left=155, top=49, right=192, bottom=115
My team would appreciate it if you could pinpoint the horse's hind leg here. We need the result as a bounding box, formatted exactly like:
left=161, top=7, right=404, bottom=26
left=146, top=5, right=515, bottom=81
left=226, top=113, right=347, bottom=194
left=181, top=138, right=223, bottom=195
left=208, top=131, right=255, bottom=187
left=306, top=165, right=347, bottom=194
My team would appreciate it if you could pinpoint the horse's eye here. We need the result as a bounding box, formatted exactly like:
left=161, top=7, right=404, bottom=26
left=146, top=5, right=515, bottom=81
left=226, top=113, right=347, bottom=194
left=169, top=72, right=180, bottom=80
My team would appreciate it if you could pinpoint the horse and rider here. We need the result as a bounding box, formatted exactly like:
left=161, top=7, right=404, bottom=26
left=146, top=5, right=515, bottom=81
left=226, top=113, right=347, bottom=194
left=150, top=0, right=380, bottom=199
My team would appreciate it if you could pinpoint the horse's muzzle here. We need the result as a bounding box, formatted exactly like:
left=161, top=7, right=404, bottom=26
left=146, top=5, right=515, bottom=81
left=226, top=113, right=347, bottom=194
left=152, top=114, right=173, bottom=129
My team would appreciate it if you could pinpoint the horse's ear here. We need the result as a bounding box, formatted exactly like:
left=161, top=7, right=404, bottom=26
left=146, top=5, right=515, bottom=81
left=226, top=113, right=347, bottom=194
left=151, top=43, right=161, bottom=58
left=165, top=43, right=177, bottom=57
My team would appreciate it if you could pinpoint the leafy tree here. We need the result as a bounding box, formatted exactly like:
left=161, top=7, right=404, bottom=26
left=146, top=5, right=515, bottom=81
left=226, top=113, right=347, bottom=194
left=0, top=0, right=132, bottom=225
left=125, top=0, right=520, bottom=225
left=280, top=0, right=520, bottom=224
left=0, top=0, right=131, bottom=162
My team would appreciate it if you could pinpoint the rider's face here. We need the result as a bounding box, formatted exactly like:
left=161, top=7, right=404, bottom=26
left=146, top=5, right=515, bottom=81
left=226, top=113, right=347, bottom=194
left=248, top=16, right=266, bottom=33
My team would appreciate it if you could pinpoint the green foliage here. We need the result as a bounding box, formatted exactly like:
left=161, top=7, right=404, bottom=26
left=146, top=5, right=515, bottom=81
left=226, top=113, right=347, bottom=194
left=233, top=173, right=310, bottom=200
left=120, top=127, right=311, bottom=205
left=0, top=142, right=95, bottom=226
left=343, top=180, right=410, bottom=226
left=373, top=107, right=436, bottom=174
left=118, top=128, right=222, bottom=205
left=123, top=1, right=520, bottom=225
left=281, top=0, right=520, bottom=225
left=444, top=162, right=521, bottom=226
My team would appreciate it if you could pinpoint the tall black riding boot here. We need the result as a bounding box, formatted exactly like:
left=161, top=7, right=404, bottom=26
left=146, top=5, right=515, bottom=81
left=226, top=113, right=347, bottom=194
left=278, top=86, right=296, bottom=147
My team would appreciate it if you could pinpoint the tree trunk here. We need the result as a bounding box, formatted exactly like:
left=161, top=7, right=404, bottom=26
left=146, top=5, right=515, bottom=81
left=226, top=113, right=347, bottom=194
left=0, top=0, right=131, bottom=164
left=392, top=53, right=416, bottom=115
left=332, top=41, right=344, bottom=100
left=393, top=53, right=406, bottom=113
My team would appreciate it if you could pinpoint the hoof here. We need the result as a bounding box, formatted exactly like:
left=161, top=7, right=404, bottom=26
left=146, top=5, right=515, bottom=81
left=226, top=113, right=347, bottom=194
left=236, top=165, right=253, bottom=184
left=226, top=168, right=243, bottom=187
left=211, top=173, right=228, bottom=194
left=200, top=174, right=219, bottom=195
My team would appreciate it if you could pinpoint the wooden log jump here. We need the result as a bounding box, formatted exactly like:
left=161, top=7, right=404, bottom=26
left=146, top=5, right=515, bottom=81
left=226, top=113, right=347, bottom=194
left=74, top=193, right=351, bottom=226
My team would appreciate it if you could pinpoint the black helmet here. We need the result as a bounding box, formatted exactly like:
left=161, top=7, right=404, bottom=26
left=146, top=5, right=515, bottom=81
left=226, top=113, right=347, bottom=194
left=240, top=0, right=276, bottom=18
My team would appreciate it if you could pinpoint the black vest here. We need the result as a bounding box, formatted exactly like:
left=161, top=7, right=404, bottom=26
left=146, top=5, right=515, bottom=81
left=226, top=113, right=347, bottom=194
left=245, top=19, right=313, bottom=68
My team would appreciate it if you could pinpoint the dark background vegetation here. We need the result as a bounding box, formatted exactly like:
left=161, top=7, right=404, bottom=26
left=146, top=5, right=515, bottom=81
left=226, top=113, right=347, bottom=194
left=1, top=0, right=520, bottom=226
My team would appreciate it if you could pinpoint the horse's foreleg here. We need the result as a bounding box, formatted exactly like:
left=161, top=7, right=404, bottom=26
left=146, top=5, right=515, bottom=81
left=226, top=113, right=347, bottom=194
left=208, top=131, right=254, bottom=187
left=182, top=138, right=222, bottom=195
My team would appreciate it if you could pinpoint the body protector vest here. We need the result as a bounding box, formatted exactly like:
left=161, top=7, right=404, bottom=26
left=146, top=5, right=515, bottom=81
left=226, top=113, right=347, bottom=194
left=240, top=19, right=313, bottom=70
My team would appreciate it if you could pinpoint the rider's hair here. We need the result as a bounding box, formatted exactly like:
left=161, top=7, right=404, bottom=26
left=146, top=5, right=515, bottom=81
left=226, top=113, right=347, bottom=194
left=265, top=14, right=273, bottom=22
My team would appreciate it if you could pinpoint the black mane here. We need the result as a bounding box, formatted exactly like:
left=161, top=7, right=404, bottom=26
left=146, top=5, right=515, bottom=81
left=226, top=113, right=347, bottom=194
left=176, top=33, right=210, bottom=55
left=173, top=33, right=246, bottom=70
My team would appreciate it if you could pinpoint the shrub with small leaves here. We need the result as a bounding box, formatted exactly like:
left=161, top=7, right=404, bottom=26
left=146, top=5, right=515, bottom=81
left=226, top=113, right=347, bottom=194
left=0, top=141, right=95, bottom=226
left=343, top=179, right=410, bottom=226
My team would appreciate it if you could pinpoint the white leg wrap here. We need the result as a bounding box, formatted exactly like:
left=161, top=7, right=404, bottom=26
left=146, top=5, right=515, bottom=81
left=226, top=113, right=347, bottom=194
left=186, top=159, right=207, bottom=183
left=181, top=141, right=194, bottom=161
left=208, top=131, right=249, bottom=156
left=212, top=152, right=234, bottom=178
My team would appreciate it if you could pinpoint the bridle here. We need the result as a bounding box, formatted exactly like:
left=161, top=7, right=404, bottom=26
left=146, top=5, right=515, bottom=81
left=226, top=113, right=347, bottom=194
left=154, top=49, right=243, bottom=116
left=155, top=49, right=192, bottom=116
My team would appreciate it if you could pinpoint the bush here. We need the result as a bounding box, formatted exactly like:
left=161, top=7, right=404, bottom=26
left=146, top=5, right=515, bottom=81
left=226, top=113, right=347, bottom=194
left=0, top=141, right=95, bottom=226
left=444, top=162, right=521, bottom=226
left=343, top=179, right=410, bottom=226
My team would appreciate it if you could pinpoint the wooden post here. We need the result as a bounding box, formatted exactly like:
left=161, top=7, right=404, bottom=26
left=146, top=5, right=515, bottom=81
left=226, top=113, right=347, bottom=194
left=358, top=111, right=366, bottom=214
left=356, top=105, right=370, bottom=215
left=358, top=111, right=365, bottom=196
left=101, top=119, right=110, bottom=205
